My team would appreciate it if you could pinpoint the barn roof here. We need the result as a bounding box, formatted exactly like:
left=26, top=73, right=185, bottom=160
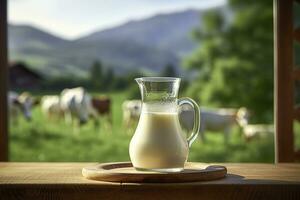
left=9, top=62, right=43, bottom=79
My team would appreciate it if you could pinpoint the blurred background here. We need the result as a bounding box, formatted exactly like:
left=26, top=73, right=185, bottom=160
left=7, top=0, right=300, bottom=162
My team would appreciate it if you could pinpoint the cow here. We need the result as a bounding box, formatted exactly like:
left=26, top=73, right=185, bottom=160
left=242, top=124, right=274, bottom=141
left=179, top=106, right=250, bottom=143
left=91, top=97, right=112, bottom=124
left=41, top=95, right=63, bottom=120
left=8, top=91, right=38, bottom=122
left=122, top=100, right=141, bottom=127
left=60, top=87, right=98, bottom=127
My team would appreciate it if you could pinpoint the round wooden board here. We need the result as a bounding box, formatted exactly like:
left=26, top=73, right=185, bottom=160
left=82, top=162, right=227, bottom=183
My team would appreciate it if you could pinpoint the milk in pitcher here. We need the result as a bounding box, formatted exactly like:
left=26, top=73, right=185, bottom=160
left=129, top=103, right=189, bottom=172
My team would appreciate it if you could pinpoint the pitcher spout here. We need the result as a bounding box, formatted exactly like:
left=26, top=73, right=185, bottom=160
left=135, top=78, right=143, bottom=84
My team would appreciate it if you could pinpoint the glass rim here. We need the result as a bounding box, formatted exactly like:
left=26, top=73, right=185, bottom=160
left=135, top=77, right=181, bottom=82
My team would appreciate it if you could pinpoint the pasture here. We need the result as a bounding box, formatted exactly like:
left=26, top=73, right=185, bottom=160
left=9, top=91, right=299, bottom=163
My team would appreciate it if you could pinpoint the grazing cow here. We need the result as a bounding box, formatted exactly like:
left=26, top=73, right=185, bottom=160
left=179, top=106, right=249, bottom=143
left=60, top=87, right=98, bottom=126
left=8, top=91, right=37, bottom=122
left=242, top=124, right=274, bottom=141
left=41, top=95, right=63, bottom=120
left=91, top=97, right=112, bottom=123
left=8, top=92, right=21, bottom=121
left=122, top=100, right=141, bottom=127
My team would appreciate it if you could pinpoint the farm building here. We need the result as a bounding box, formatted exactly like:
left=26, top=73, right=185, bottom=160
left=9, top=62, right=42, bottom=90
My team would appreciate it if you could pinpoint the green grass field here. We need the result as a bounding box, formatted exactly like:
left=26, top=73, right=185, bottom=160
left=9, top=91, right=298, bottom=163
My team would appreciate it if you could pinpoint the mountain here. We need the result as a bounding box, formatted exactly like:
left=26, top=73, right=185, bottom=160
left=8, top=24, right=73, bottom=76
left=78, top=9, right=201, bottom=57
left=8, top=20, right=187, bottom=77
left=8, top=7, right=230, bottom=78
left=9, top=24, right=69, bottom=51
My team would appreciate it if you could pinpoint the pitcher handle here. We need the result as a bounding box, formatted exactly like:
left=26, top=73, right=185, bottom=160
left=178, top=97, right=200, bottom=147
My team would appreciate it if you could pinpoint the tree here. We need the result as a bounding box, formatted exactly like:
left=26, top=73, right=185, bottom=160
left=90, top=60, right=103, bottom=89
left=184, top=0, right=273, bottom=122
left=161, top=63, right=177, bottom=77
left=103, top=67, right=115, bottom=90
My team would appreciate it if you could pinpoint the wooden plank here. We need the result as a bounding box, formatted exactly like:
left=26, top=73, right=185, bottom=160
left=0, top=163, right=299, bottom=200
left=295, top=27, right=300, bottom=43
left=1, top=163, right=300, bottom=184
left=274, top=0, right=295, bottom=162
left=0, top=0, right=8, bottom=161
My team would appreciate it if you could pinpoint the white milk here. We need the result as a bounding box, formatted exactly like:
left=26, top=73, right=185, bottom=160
left=129, top=109, right=188, bottom=171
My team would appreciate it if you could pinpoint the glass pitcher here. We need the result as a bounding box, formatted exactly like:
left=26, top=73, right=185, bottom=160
left=129, top=77, right=200, bottom=172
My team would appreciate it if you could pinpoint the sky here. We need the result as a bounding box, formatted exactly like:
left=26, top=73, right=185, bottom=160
left=8, top=0, right=227, bottom=40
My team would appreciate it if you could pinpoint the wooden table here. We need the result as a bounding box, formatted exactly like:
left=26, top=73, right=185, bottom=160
left=0, top=163, right=300, bottom=200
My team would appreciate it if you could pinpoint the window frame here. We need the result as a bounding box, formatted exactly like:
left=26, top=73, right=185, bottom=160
left=274, top=0, right=295, bottom=162
left=0, top=0, right=8, bottom=161
left=0, top=0, right=296, bottom=162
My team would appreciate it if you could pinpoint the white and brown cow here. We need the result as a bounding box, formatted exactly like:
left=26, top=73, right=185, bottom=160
left=41, top=95, right=63, bottom=120
left=60, top=87, right=98, bottom=126
left=91, top=97, right=112, bottom=124
left=8, top=91, right=38, bottom=122
left=242, top=124, right=274, bottom=141
left=122, top=100, right=141, bottom=127
left=179, top=106, right=249, bottom=143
